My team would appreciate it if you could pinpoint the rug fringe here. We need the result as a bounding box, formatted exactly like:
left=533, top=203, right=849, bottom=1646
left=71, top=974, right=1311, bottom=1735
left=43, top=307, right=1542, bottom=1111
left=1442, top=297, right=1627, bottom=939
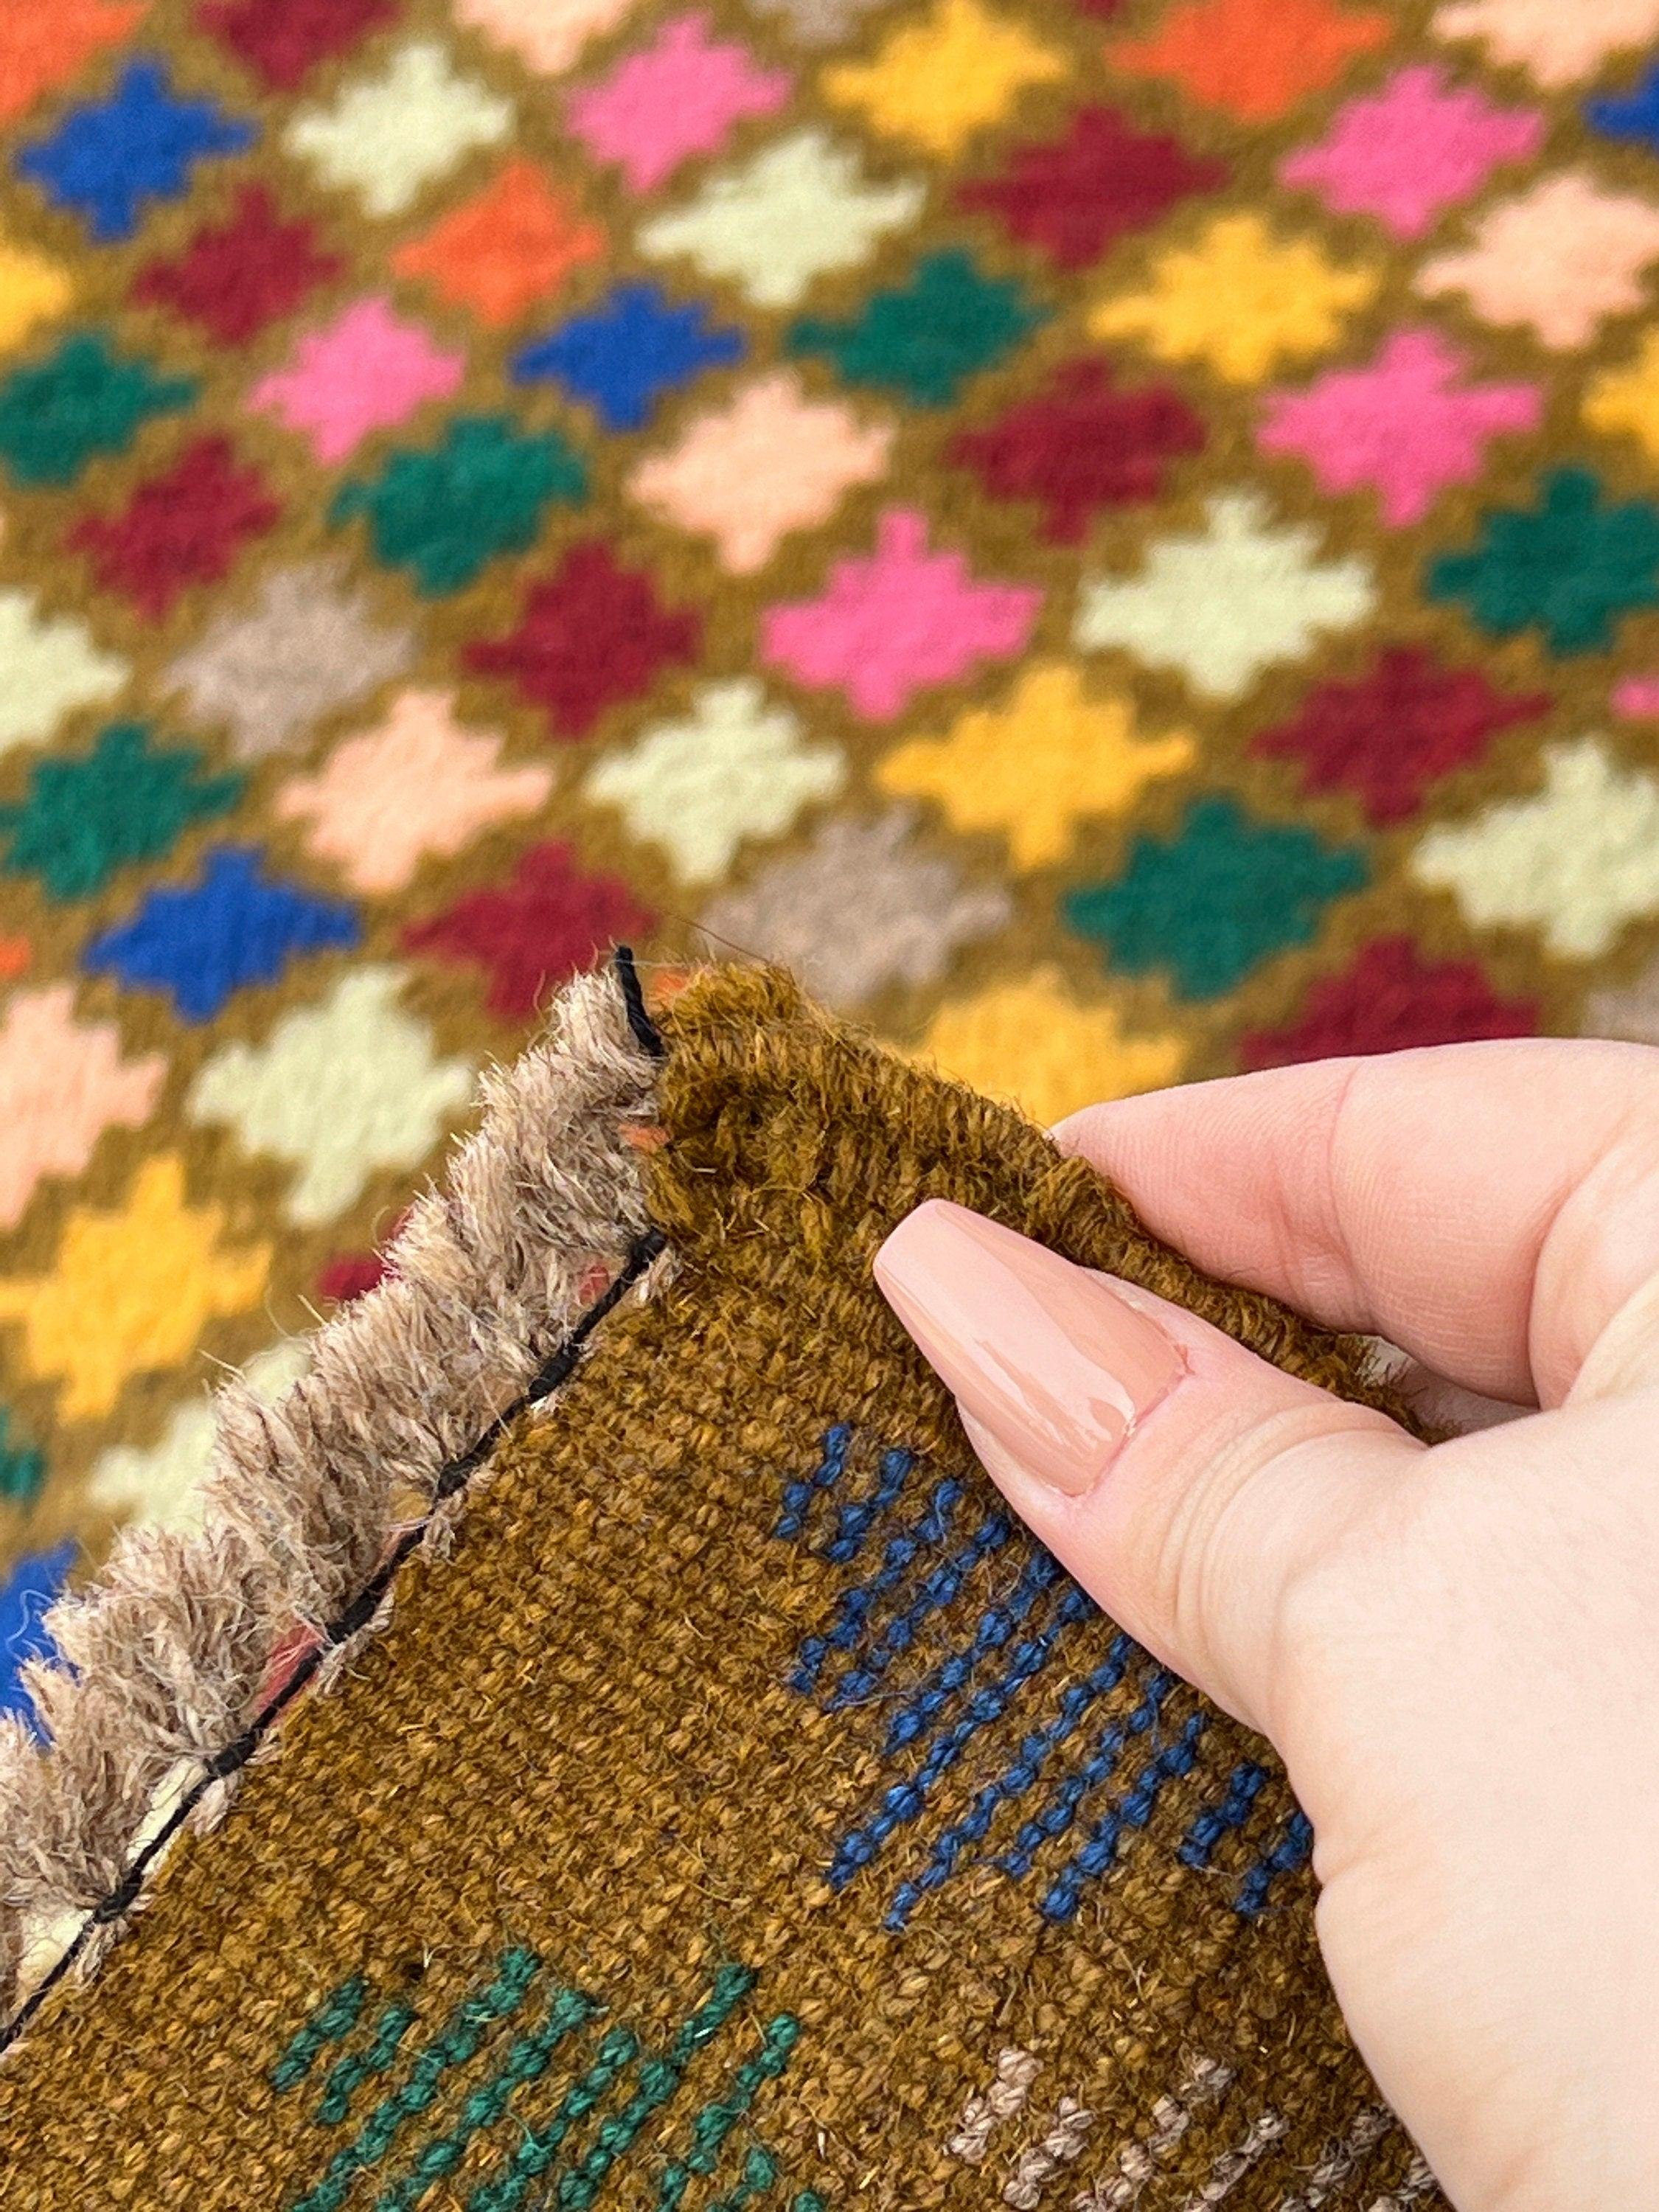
left=0, top=956, right=665, bottom=2043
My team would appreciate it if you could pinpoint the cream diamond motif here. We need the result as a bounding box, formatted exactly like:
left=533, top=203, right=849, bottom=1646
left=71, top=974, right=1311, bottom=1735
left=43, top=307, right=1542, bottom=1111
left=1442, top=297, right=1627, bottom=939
left=0, top=590, right=125, bottom=754
left=287, top=42, right=513, bottom=218
left=189, top=966, right=474, bottom=1225
left=1412, top=739, right=1659, bottom=959
left=587, top=678, right=844, bottom=883
left=1074, top=490, right=1375, bottom=700
left=639, top=129, right=925, bottom=309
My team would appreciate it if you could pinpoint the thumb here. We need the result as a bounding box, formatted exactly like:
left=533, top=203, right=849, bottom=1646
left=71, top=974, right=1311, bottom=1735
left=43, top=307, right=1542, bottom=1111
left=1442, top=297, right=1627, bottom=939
left=873, top=1200, right=1423, bottom=1742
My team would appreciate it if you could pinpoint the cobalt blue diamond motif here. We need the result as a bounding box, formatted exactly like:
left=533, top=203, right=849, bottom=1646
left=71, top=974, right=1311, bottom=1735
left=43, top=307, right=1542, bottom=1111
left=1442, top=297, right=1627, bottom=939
left=1587, top=63, right=1659, bottom=153
left=18, top=59, right=257, bottom=243
left=512, top=281, right=745, bottom=431
left=83, top=845, right=359, bottom=1021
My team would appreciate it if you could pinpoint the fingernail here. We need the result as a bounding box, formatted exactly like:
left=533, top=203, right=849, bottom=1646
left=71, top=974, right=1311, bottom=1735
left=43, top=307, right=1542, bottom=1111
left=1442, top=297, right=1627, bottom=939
left=873, top=1200, right=1186, bottom=1498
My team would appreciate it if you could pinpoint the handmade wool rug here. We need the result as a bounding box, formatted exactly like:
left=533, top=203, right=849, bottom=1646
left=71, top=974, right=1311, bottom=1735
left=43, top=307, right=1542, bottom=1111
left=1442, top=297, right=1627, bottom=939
left=0, top=956, right=1447, bottom=2210
left=4, top=0, right=1659, bottom=1736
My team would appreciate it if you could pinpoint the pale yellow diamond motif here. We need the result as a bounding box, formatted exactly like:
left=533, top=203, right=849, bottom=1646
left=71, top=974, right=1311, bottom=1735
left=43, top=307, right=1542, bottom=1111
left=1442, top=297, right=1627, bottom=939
left=586, top=678, right=844, bottom=884
left=189, top=966, right=474, bottom=1226
left=89, top=1339, right=312, bottom=1536
left=822, top=0, right=1068, bottom=158
left=1075, top=490, right=1375, bottom=700
left=1092, top=213, right=1380, bottom=385
left=287, top=41, right=512, bottom=217
left=877, top=663, right=1194, bottom=872
left=922, top=967, right=1186, bottom=1127
left=0, top=1157, right=271, bottom=1422
left=1411, top=738, right=1659, bottom=959
left=639, top=129, right=925, bottom=309
left=0, top=588, right=125, bottom=755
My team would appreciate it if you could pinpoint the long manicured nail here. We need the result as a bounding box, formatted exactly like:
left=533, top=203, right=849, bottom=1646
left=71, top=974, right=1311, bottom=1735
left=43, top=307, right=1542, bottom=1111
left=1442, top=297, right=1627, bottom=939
left=873, top=1200, right=1186, bottom=1497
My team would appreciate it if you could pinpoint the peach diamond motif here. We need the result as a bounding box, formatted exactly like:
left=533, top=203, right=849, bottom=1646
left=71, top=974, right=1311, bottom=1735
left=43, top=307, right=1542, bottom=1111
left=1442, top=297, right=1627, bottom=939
left=394, top=161, right=604, bottom=327
left=1433, top=0, right=1659, bottom=89
left=0, top=984, right=164, bottom=1231
left=456, top=0, right=640, bottom=77
left=629, top=371, right=892, bottom=573
left=276, top=689, right=553, bottom=894
left=1418, top=172, right=1659, bottom=349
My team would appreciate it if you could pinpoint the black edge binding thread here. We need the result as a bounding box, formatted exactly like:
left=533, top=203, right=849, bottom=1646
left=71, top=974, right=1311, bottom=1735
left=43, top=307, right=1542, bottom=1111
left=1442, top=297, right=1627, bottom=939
left=0, top=1222, right=668, bottom=2056
left=613, top=943, right=665, bottom=1061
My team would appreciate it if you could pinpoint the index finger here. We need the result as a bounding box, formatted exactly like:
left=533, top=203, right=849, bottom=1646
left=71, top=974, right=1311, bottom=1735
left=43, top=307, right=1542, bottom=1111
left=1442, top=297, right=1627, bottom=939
left=1053, top=1039, right=1659, bottom=1408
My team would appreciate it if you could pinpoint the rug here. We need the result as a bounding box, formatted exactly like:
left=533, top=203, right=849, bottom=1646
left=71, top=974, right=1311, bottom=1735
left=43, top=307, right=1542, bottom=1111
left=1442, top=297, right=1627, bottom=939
left=0, top=957, right=1444, bottom=2210
left=2, top=0, right=1659, bottom=1628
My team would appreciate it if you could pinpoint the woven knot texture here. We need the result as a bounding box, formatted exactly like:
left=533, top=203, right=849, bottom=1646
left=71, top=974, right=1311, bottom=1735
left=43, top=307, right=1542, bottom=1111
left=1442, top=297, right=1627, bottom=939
left=0, top=964, right=1444, bottom=2211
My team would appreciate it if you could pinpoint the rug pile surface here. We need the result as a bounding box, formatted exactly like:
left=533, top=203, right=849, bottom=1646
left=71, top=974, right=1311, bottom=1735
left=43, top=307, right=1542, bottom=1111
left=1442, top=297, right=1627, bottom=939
left=1, top=0, right=1658, bottom=1601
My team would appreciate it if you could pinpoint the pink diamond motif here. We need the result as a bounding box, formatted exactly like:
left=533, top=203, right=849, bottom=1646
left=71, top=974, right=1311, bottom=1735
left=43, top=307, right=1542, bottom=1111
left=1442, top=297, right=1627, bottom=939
left=1281, top=63, right=1542, bottom=239
left=251, top=295, right=467, bottom=465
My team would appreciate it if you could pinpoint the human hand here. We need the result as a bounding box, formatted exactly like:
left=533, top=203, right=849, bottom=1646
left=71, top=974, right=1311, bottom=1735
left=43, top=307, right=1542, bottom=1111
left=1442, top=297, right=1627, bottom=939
left=873, top=1042, right=1659, bottom=2212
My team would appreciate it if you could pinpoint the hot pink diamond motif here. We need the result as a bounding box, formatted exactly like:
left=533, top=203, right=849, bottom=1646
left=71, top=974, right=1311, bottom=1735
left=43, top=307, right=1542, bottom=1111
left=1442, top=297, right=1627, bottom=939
left=1259, top=327, right=1542, bottom=526
left=761, top=507, right=1042, bottom=721
left=1281, top=63, right=1542, bottom=239
left=251, top=296, right=467, bottom=465
left=566, top=12, right=793, bottom=193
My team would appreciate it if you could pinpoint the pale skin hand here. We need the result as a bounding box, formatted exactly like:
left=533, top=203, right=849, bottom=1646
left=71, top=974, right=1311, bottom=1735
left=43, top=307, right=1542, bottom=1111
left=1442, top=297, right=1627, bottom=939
left=872, top=1040, right=1659, bottom=2212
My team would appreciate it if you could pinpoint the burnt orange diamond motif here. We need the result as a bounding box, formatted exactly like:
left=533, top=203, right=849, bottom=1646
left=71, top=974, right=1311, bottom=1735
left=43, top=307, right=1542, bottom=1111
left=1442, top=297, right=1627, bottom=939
left=0, top=0, right=146, bottom=125
left=393, top=159, right=605, bottom=329
left=1109, top=0, right=1391, bottom=122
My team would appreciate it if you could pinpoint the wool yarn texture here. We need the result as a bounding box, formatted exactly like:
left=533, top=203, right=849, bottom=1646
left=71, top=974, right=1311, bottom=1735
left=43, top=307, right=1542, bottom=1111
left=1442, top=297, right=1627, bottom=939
left=1, top=0, right=1659, bottom=1764
left=0, top=957, right=1449, bottom=2211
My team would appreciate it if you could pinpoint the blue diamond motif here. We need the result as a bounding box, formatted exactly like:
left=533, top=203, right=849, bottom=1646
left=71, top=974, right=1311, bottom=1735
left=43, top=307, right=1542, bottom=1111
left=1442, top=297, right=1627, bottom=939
left=18, top=59, right=257, bottom=243
left=83, top=845, right=359, bottom=1021
left=1587, top=63, right=1659, bottom=153
left=0, top=1541, right=75, bottom=1725
left=512, top=281, right=745, bottom=431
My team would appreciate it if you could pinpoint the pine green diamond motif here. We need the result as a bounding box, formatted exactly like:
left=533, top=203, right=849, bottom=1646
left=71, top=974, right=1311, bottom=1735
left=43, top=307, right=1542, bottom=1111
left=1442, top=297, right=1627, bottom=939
left=0, top=331, right=196, bottom=487
left=0, top=1409, right=44, bottom=1507
left=0, top=722, right=244, bottom=901
left=788, top=248, right=1047, bottom=407
left=1427, top=465, right=1659, bottom=655
left=331, top=415, right=589, bottom=596
left=1064, top=795, right=1368, bottom=999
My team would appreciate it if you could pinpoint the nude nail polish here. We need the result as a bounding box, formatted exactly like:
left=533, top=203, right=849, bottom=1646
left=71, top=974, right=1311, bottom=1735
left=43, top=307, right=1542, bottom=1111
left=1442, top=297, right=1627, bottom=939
left=873, top=1199, right=1186, bottom=1496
